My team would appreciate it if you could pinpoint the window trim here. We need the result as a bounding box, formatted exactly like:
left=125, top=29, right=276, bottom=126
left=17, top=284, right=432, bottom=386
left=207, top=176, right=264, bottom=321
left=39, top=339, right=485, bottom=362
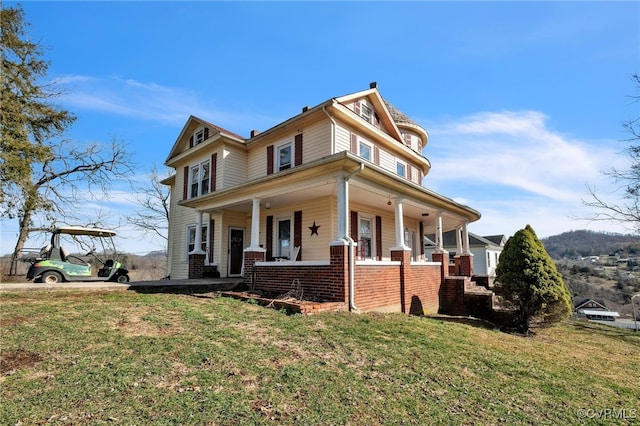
left=189, top=159, right=210, bottom=198
left=396, top=160, right=407, bottom=178
left=358, top=139, right=373, bottom=162
left=358, top=214, right=375, bottom=260
left=276, top=216, right=292, bottom=258
left=276, top=142, right=293, bottom=171
left=186, top=223, right=209, bottom=261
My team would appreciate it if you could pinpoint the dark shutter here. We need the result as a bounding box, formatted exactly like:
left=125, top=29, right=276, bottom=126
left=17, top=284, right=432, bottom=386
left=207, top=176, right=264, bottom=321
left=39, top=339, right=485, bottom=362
left=211, top=153, right=217, bottom=192
left=376, top=215, right=382, bottom=261
left=204, top=127, right=209, bottom=140
left=189, top=135, right=194, bottom=148
left=294, top=210, right=302, bottom=260
left=407, top=164, right=413, bottom=182
left=350, top=211, right=358, bottom=242
left=209, top=218, right=215, bottom=263
left=294, top=134, right=303, bottom=166
left=419, top=221, right=425, bottom=257
left=183, top=166, right=189, bottom=200
left=267, top=145, right=274, bottom=175
left=350, top=133, right=357, bottom=154
left=374, top=146, right=380, bottom=165
left=354, top=102, right=361, bottom=116
left=266, top=215, right=273, bottom=261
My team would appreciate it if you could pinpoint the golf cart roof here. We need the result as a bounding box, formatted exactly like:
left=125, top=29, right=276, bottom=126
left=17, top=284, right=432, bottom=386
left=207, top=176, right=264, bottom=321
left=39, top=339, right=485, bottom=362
left=53, top=226, right=117, bottom=237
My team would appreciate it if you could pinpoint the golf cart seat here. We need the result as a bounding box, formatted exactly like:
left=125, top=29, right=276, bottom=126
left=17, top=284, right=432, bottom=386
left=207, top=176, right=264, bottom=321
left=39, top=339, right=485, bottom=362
left=98, top=259, right=115, bottom=277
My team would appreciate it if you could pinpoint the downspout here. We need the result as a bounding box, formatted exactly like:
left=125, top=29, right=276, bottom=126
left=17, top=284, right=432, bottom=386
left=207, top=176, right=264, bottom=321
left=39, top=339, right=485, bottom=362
left=322, top=105, right=336, bottom=154
left=345, top=162, right=365, bottom=311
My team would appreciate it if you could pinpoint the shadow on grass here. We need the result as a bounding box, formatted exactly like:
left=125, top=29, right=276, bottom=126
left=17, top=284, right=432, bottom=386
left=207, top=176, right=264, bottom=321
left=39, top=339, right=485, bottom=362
left=127, top=279, right=244, bottom=297
left=423, top=315, right=500, bottom=331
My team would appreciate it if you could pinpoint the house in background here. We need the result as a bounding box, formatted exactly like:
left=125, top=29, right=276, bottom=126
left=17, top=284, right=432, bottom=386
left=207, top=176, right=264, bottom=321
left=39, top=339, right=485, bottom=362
left=573, top=297, right=620, bottom=321
left=425, top=230, right=505, bottom=279
left=162, top=83, right=485, bottom=315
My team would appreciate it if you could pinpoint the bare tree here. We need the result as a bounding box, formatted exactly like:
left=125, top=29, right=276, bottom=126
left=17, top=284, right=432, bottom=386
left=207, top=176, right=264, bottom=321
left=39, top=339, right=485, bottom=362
left=1, top=6, right=135, bottom=273
left=124, top=165, right=170, bottom=246
left=583, top=74, right=640, bottom=232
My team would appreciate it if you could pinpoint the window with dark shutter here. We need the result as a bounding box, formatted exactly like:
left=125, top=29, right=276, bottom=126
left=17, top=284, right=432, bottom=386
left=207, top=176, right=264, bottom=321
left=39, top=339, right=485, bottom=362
left=350, top=133, right=357, bottom=154
left=204, top=127, right=209, bottom=140
left=350, top=211, right=358, bottom=241
left=376, top=216, right=382, bottom=260
left=189, top=136, right=194, bottom=148
left=294, top=210, right=302, bottom=260
left=267, top=145, right=274, bottom=175
left=211, top=153, right=217, bottom=191
left=294, top=134, right=303, bottom=166
left=183, top=166, right=189, bottom=199
left=209, top=219, right=215, bottom=263
left=419, top=221, right=425, bottom=256
left=266, top=215, right=274, bottom=261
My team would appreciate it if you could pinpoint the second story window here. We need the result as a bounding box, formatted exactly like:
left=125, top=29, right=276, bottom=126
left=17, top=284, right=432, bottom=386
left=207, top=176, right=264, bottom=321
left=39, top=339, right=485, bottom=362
left=277, top=143, right=292, bottom=171
left=359, top=141, right=372, bottom=162
left=190, top=160, right=210, bottom=198
left=396, top=161, right=406, bottom=178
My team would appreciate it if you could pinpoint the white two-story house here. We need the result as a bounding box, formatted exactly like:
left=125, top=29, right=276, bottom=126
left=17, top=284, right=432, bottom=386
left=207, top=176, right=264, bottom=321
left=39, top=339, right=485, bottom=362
left=163, top=83, right=481, bottom=314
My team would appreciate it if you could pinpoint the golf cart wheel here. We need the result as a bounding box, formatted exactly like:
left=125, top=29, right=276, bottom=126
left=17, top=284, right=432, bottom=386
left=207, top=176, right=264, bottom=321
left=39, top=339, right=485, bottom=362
left=40, top=271, right=63, bottom=284
left=116, top=274, right=130, bottom=283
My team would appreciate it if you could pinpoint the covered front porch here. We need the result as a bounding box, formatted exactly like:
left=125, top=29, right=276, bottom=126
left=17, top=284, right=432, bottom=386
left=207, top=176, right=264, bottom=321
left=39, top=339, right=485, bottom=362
left=181, top=152, right=480, bottom=313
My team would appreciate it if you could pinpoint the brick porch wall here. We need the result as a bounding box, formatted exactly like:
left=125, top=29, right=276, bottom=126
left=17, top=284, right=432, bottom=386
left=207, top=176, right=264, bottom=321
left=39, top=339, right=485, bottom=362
left=353, top=263, right=401, bottom=312
left=188, top=253, right=206, bottom=279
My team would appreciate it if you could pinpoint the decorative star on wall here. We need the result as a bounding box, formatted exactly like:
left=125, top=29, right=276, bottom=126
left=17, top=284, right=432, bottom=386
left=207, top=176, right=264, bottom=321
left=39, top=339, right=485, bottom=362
left=309, top=221, right=320, bottom=236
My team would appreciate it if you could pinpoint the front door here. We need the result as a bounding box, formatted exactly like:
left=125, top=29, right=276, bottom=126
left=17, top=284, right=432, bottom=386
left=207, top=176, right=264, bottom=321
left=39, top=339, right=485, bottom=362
left=228, top=228, right=244, bottom=277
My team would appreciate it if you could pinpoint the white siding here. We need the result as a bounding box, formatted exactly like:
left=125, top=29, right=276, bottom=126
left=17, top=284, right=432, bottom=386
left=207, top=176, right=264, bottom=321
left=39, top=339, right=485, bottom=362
left=221, top=145, right=247, bottom=189
left=302, top=121, right=332, bottom=163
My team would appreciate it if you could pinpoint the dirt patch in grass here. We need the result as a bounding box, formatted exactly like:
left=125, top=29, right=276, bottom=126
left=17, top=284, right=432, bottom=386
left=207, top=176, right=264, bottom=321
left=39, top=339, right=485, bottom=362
left=0, top=349, right=43, bottom=375
left=0, top=315, right=30, bottom=327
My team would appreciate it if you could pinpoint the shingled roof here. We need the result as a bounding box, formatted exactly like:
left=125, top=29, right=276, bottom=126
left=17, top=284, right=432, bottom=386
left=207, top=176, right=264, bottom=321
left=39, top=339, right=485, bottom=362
left=383, top=99, right=418, bottom=127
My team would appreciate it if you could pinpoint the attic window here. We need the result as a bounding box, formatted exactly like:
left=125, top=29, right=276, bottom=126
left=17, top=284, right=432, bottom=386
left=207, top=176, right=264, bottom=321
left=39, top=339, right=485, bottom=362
left=195, top=130, right=205, bottom=145
left=360, top=104, right=372, bottom=123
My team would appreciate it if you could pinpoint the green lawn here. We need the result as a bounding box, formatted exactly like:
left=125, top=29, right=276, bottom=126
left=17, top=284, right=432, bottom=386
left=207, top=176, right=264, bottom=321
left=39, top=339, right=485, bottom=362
left=1, top=289, right=638, bottom=425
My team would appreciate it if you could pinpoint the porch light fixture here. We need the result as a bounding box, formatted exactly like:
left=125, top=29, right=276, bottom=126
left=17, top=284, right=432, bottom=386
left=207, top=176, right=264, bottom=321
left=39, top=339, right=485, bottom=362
left=265, top=202, right=271, bottom=209
left=387, top=196, right=392, bottom=206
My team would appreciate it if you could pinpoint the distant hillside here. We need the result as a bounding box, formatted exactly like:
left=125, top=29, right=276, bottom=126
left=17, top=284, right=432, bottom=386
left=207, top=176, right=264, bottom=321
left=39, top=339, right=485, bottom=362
left=541, top=230, right=640, bottom=259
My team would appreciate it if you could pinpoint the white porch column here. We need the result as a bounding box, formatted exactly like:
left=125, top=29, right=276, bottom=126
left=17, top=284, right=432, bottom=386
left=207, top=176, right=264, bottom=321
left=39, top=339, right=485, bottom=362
left=456, top=226, right=463, bottom=255
left=434, top=211, right=444, bottom=253
left=462, top=221, right=471, bottom=255
left=248, top=198, right=263, bottom=251
left=335, top=174, right=349, bottom=242
left=190, top=210, right=205, bottom=254
left=392, top=197, right=409, bottom=250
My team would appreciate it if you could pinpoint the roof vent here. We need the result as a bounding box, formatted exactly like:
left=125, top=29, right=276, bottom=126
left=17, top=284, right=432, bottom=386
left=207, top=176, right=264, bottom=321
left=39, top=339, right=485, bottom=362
left=369, top=82, right=377, bottom=89
left=302, top=106, right=309, bottom=113
left=250, top=130, right=260, bottom=138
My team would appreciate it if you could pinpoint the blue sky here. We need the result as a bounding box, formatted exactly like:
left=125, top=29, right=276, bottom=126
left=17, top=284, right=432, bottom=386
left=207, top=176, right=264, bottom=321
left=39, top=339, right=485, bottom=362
left=1, top=1, right=639, bottom=255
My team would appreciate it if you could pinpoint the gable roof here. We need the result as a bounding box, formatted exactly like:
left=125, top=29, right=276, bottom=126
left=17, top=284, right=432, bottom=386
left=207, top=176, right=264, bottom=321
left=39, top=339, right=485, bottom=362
left=165, top=115, right=244, bottom=163
left=573, top=297, right=608, bottom=310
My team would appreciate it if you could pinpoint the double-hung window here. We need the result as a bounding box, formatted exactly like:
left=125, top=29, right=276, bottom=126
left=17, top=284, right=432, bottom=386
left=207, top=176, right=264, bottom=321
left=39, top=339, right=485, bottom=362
left=190, top=160, right=210, bottom=198
left=396, top=161, right=406, bottom=178
left=359, top=141, right=372, bottom=162
left=187, top=224, right=208, bottom=255
left=277, top=143, right=292, bottom=171
left=360, top=103, right=372, bottom=123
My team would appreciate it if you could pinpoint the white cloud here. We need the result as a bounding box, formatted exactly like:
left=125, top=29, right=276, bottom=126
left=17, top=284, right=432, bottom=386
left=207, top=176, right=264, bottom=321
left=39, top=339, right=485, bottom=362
left=57, top=75, right=269, bottom=131
left=424, top=110, right=633, bottom=238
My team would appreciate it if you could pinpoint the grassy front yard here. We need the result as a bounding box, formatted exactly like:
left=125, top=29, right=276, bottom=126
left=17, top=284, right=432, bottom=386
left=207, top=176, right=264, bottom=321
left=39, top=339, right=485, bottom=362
left=1, top=289, right=638, bottom=425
